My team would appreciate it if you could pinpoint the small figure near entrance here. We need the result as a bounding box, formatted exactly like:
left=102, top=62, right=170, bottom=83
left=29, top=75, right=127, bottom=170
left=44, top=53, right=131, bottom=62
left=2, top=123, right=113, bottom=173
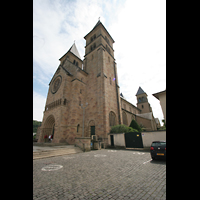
left=49, top=135, right=51, bottom=142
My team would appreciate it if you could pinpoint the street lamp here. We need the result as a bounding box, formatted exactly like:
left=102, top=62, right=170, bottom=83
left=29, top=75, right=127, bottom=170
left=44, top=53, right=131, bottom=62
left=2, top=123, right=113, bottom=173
left=81, top=102, right=88, bottom=137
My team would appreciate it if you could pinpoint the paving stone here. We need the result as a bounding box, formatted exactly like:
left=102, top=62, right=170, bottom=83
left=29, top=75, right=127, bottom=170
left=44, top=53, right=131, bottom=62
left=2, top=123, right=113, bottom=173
left=33, top=149, right=166, bottom=199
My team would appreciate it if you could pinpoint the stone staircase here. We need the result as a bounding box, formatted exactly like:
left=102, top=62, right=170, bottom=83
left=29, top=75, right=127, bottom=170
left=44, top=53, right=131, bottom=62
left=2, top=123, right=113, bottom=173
left=33, top=146, right=83, bottom=160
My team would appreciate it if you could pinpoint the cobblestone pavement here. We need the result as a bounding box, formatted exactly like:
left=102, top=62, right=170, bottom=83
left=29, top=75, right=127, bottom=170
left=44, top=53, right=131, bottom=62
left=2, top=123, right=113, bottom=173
left=33, top=149, right=166, bottom=200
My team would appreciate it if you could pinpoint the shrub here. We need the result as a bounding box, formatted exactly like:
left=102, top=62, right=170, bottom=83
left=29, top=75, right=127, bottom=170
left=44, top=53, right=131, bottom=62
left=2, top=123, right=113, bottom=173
left=129, top=119, right=142, bottom=132
left=110, top=124, right=138, bottom=133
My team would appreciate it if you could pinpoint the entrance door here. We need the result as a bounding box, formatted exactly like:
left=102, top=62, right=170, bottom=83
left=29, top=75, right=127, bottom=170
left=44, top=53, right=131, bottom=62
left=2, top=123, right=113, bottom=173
left=110, top=135, right=114, bottom=146
left=52, top=124, right=55, bottom=139
left=125, top=132, right=143, bottom=148
left=91, top=126, right=95, bottom=136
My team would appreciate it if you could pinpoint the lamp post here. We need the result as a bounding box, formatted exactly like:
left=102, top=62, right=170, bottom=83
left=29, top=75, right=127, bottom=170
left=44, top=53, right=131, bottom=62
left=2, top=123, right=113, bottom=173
left=81, top=102, right=88, bottom=137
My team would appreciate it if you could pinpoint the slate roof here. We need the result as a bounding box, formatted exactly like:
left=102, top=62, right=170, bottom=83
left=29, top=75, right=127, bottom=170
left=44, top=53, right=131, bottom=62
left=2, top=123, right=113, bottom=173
left=136, top=87, right=146, bottom=96
left=136, top=112, right=153, bottom=120
left=68, top=43, right=82, bottom=60
left=84, top=20, right=115, bottom=43
left=59, top=43, right=82, bottom=61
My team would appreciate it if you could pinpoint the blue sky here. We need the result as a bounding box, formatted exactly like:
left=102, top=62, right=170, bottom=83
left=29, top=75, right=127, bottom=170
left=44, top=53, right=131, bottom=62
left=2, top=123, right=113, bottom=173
left=33, top=0, right=166, bottom=124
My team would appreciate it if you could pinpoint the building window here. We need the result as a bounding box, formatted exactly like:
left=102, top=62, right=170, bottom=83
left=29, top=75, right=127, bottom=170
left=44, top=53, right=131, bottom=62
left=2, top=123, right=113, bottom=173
left=122, top=112, right=128, bottom=125
left=124, top=104, right=126, bottom=110
left=108, top=57, right=110, bottom=62
left=142, top=105, right=144, bottom=108
left=105, top=36, right=110, bottom=45
left=64, top=99, right=66, bottom=105
left=77, top=124, right=80, bottom=132
left=109, top=111, right=116, bottom=126
left=110, top=77, right=112, bottom=85
left=90, top=34, right=96, bottom=42
left=79, top=101, right=81, bottom=106
left=80, top=89, right=82, bottom=94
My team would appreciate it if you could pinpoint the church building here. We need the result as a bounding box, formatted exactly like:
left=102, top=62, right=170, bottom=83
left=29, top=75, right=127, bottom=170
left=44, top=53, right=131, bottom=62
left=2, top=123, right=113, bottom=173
left=38, top=20, right=159, bottom=144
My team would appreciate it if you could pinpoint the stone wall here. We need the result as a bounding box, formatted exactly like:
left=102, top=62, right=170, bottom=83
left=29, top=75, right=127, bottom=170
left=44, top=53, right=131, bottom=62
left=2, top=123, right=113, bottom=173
left=75, top=137, right=91, bottom=152
left=141, top=131, right=166, bottom=147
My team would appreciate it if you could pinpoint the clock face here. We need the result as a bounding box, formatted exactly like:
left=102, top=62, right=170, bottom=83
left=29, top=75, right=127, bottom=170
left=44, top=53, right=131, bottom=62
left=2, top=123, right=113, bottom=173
left=51, top=75, right=62, bottom=94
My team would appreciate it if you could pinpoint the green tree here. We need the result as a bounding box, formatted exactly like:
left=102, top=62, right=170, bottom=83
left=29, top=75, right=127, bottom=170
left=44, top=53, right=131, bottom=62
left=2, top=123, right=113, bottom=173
left=110, top=124, right=137, bottom=133
left=129, top=119, right=142, bottom=132
left=33, top=120, right=42, bottom=133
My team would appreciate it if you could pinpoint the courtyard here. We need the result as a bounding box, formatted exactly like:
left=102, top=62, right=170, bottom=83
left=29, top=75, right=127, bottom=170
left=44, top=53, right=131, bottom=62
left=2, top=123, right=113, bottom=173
left=33, top=149, right=166, bottom=200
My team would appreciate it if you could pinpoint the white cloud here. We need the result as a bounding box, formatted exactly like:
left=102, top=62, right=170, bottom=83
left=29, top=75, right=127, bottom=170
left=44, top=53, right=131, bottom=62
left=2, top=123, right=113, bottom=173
left=33, top=0, right=166, bottom=125
left=33, top=91, right=46, bottom=121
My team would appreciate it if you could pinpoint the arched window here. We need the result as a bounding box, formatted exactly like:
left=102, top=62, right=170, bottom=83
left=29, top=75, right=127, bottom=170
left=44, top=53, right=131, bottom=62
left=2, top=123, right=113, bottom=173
left=109, top=111, right=116, bottom=126
left=122, top=112, right=128, bottom=125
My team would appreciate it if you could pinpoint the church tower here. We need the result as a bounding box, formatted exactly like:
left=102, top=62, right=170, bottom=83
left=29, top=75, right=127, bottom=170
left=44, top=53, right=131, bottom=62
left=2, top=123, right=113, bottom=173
left=136, top=87, right=152, bottom=114
left=38, top=20, right=122, bottom=145
left=83, top=20, right=122, bottom=139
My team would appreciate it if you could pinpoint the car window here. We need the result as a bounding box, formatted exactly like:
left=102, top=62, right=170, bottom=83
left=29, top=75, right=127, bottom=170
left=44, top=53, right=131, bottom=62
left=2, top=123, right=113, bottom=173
left=151, top=142, right=166, bottom=147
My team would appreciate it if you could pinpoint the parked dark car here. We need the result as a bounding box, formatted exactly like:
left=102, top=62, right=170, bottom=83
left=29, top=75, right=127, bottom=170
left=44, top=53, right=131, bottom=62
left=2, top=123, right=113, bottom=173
left=150, top=141, right=166, bottom=160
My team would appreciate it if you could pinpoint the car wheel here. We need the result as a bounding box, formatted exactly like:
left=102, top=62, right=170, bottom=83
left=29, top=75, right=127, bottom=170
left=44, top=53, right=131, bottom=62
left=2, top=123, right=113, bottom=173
left=151, top=156, right=155, bottom=160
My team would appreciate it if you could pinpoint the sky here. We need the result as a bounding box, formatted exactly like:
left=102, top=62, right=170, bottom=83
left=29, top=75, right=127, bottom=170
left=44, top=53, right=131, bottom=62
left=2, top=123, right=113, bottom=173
left=33, top=0, right=166, bottom=125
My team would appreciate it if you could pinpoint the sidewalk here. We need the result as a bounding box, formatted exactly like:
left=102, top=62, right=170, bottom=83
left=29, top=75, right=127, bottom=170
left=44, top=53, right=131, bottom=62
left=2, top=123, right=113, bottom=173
left=33, top=143, right=83, bottom=159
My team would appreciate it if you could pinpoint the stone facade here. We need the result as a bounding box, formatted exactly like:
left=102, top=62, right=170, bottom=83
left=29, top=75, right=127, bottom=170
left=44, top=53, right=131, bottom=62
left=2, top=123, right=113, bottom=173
left=38, top=20, right=159, bottom=144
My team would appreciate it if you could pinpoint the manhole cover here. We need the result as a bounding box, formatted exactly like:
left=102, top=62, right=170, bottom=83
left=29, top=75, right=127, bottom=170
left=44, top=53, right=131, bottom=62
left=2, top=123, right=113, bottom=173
left=41, top=164, right=63, bottom=171
left=94, top=154, right=107, bottom=157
